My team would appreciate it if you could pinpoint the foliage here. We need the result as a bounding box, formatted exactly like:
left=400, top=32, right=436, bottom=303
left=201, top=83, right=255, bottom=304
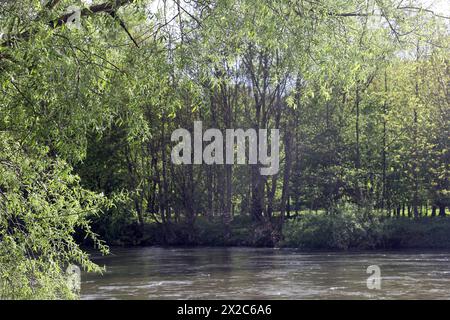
left=0, top=0, right=448, bottom=298
left=0, top=134, right=108, bottom=299
left=282, top=204, right=381, bottom=250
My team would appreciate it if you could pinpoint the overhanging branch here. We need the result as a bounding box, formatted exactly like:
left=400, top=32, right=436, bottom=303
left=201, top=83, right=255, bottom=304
left=50, top=0, right=135, bottom=27
left=1, top=0, right=135, bottom=49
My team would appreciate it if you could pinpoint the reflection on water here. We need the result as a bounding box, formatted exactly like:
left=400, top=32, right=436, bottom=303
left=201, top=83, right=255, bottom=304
left=81, top=247, right=450, bottom=300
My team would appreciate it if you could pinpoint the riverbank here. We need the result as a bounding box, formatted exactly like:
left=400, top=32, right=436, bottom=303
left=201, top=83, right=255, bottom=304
left=90, top=212, right=450, bottom=250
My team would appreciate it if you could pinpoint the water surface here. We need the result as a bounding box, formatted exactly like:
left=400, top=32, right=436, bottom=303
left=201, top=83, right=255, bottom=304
left=81, top=247, right=450, bottom=299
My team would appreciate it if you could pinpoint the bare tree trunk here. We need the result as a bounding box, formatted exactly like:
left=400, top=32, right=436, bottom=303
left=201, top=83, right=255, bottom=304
left=382, top=70, right=388, bottom=212
left=161, top=115, right=169, bottom=223
left=431, top=205, right=437, bottom=217
left=413, top=43, right=420, bottom=219
left=221, top=83, right=233, bottom=237
left=355, top=83, right=362, bottom=204
left=280, top=121, right=293, bottom=232
left=439, top=204, right=446, bottom=217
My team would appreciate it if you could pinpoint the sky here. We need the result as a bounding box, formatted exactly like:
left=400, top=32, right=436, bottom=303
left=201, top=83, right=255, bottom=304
left=146, top=0, right=449, bottom=17
left=77, top=0, right=449, bottom=21
left=421, top=0, right=450, bottom=16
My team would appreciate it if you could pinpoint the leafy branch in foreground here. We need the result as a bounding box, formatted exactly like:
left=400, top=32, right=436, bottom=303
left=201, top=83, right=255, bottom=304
left=0, top=134, right=109, bottom=299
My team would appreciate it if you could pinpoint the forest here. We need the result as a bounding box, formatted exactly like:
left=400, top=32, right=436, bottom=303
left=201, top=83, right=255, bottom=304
left=0, top=0, right=449, bottom=299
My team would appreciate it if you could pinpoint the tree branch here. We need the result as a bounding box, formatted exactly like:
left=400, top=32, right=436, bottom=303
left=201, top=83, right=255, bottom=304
left=50, top=0, right=135, bottom=27
left=109, top=11, right=140, bottom=48
left=1, top=0, right=135, bottom=48
left=45, top=0, right=62, bottom=10
left=397, top=6, right=450, bottom=20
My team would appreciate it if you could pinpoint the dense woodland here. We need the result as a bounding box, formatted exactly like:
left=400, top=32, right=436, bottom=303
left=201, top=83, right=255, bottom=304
left=0, top=0, right=449, bottom=298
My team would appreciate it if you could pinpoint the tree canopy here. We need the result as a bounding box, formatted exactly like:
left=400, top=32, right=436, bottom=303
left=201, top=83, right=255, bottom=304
left=0, top=0, right=448, bottom=298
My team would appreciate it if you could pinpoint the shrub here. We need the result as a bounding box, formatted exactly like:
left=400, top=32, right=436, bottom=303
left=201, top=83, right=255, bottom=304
left=282, top=202, right=378, bottom=249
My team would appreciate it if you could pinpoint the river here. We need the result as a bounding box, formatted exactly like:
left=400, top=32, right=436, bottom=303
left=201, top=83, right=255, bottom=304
left=81, top=247, right=450, bottom=299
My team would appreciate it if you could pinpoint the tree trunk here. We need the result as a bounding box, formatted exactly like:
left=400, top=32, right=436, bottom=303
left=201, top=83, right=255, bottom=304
left=382, top=70, right=388, bottom=211
left=279, top=122, right=293, bottom=231
left=439, top=204, right=446, bottom=217
left=431, top=205, right=437, bottom=217
left=355, top=83, right=362, bottom=204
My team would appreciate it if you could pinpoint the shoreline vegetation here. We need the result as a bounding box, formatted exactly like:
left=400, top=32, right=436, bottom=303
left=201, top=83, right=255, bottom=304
left=89, top=207, right=450, bottom=250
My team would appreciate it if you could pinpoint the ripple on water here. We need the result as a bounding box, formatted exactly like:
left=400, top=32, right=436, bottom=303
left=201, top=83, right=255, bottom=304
left=81, top=248, right=450, bottom=300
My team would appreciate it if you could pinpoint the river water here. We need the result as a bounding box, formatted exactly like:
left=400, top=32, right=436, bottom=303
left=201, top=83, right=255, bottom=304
left=81, top=247, right=450, bottom=300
